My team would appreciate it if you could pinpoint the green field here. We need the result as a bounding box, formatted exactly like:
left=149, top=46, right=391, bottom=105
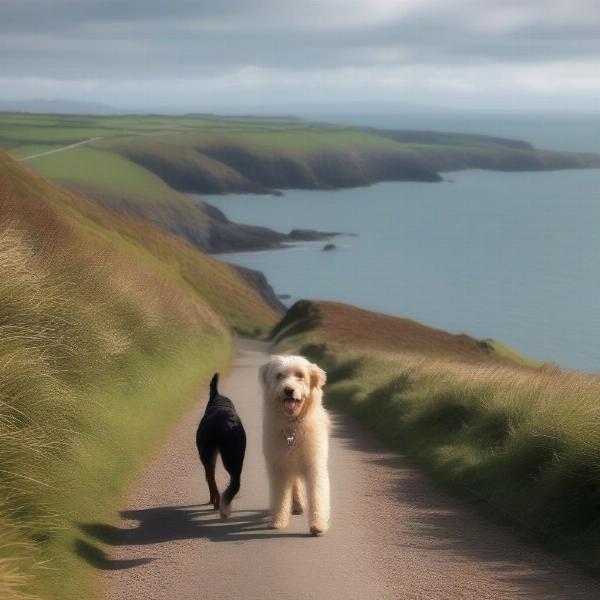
left=3, top=111, right=597, bottom=200
left=30, top=145, right=178, bottom=198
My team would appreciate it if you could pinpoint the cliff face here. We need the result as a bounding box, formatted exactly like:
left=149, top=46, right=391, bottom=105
left=72, top=183, right=335, bottom=255
left=233, top=265, right=286, bottom=313
left=407, top=147, right=600, bottom=173
left=365, top=128, right=600, bottom=173
left=119, top=132, right=600, bottom=198
left=362, top=129, right=536, bottom=151
left=201, top=144, right=443, bottom=189
left=119, top=147, right=266, bottom=194
left=120, top=142, right=442, bottom=196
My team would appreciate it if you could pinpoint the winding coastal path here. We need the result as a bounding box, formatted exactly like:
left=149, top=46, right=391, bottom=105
left=101, top=340, right=600, bottom=599
left=19, top=130, right=186, bottom=162
left=20, top=137, right=103, bottom=161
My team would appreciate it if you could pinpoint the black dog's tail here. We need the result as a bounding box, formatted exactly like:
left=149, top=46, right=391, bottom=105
left=209, top=373, right=219, bottom=400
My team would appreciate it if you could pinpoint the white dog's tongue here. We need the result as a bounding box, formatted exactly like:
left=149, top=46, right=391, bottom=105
left=284, top=399, right=297, bottom=412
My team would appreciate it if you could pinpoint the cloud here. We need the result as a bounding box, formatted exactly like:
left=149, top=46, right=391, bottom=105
left=0, top=0, right=599, bottom=109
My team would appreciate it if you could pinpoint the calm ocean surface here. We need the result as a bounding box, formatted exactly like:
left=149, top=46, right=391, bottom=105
left=200, top=116, right=600, bottom=372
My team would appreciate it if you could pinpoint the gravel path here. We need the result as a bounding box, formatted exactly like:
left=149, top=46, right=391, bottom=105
left=100, top=339, right=600, bottom=599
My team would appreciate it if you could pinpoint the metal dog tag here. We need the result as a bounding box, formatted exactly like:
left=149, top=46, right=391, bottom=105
left=286, top=433, right=295, bottom=446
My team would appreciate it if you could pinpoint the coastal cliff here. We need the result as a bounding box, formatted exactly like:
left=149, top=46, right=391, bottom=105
left=9, top=114, right=600, bottom=255
left=115, top=127, right=600, bottom=196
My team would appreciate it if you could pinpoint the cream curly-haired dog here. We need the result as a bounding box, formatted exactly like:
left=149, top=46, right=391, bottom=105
left=260, top=354, right=330, bottom=536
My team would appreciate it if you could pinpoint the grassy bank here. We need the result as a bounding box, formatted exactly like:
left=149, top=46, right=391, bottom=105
left=0, top=152, right=279, bottom=599
left=275, top=300, right=600, bottom=572
left=0, top=225, right=227, bottom=600
left=34, top=333, right=231, bottom=600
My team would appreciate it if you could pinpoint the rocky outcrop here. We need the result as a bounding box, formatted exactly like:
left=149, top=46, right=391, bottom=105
left=288, top=229, right=341, bottom=241
left=73, top=184, right=341, bottom=255
left=233, top=265, right=286, bottom=313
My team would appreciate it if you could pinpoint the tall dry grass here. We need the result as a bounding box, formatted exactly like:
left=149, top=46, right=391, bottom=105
left=0, top=557, right=35, bottom=600
left=0, top=153, right=239, bottom=598
left=0, top=219, right=222, bottom=597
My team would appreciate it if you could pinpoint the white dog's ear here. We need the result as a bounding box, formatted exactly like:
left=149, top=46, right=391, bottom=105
left=258, top=362, right=270, bottom=389
left=309, top=363, right=327, bottom=390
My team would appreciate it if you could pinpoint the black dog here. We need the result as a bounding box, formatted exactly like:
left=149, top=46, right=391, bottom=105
left=196, top=373, right=246, bottom=519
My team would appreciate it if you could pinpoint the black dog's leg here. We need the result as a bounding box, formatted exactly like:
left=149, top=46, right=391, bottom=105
left=201, top=449, right=220, bottom=510
left=219, top=427, right=246, bottom=518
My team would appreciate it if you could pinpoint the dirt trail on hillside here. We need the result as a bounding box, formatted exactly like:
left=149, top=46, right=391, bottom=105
left=98, top=339, right=600, bottom=599
left=20, top=137, right=103, bottom=161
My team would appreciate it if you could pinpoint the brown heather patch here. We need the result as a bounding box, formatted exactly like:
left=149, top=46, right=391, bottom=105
left=294, top=301, right=499, bottom=361
left=0, top=558, right=36, bottom=600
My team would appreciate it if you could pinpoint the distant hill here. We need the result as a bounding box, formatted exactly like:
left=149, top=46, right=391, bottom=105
left=0, top=99, right=116, bottom=114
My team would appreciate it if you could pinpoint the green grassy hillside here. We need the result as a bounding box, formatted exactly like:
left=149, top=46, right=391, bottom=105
left=275, top=300, right=600, bottom=572
left=2, top=113, right=599, bottom=256
left=0, top=151, right=279, bottom=600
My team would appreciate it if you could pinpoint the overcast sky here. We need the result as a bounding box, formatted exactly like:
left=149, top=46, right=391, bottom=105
left=1, top=0, right=599, bottom=113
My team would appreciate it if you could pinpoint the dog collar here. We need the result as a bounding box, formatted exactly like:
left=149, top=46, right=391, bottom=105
left=282, top=428, right=298, bottom=446
left=282, top=414, right=303, bottom=446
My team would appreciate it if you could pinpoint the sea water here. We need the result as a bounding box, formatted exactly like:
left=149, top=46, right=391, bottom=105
left=200, top=166, right=600, bottom=372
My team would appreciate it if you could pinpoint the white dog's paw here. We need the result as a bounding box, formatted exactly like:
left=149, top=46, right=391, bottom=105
left=269, top=518, right=289, bottom=529
left=291, top=503, right=304, bottom=515
left=309, top=520, right=329, bottom=536
left=219, top=503, right=231, bottom=520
